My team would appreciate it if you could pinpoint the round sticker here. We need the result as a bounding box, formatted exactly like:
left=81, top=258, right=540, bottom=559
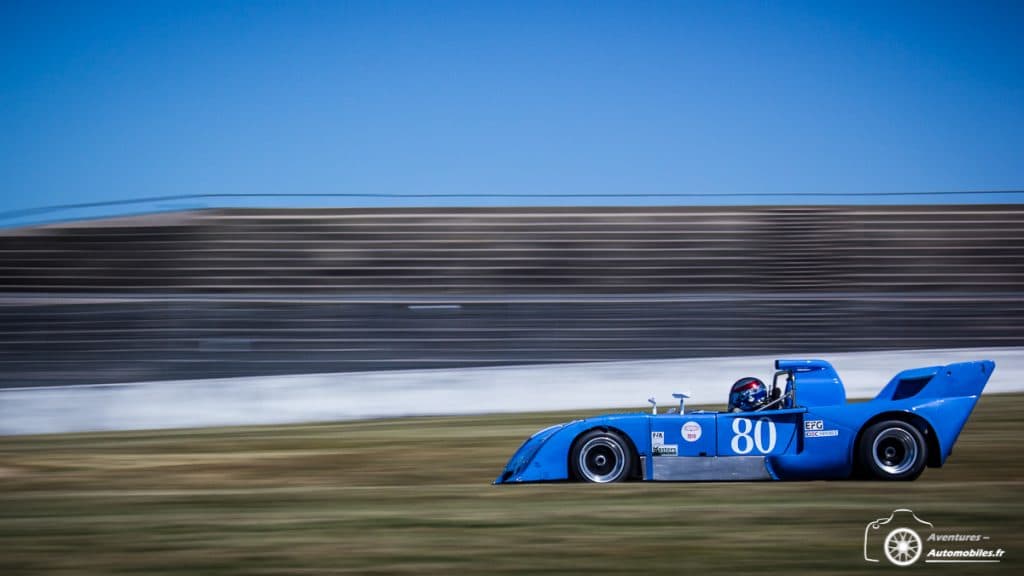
left=681, top=421, right=702, bottom=442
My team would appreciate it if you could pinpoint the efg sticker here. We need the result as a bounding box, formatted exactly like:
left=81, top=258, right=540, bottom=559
left=681, top=421, right=703, bottom=442
left=804, top=419, right=838, bottom=437
left=652, top=431, right=665, bottom=446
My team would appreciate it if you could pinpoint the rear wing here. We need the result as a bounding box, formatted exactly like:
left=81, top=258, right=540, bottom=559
left=874, top=360, right=995, bottom=402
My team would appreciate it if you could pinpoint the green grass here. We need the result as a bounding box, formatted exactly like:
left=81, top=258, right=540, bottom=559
left=1, top=397, right=1021, bottom=575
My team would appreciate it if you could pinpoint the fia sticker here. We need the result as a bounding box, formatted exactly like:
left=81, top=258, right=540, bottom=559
left=681, top=421, right=702, bottom=442
left=652, top=431, right=665, bottom=447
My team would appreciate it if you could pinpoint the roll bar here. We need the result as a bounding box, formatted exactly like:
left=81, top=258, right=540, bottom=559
left=756, top=369, right=795, bottom=411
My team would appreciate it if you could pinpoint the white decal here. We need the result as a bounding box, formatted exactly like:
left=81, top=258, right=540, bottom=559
left=651, top=431, right=665, bottom=446
left=730, top=417, right=778, bottom=454
left=805, top=420, right=824, bottom=431
left=731, top=418, right=753, bottom=453
left=806, top=429, right=839, bottom=438
left=756, top=417, right=777, bottom=453
left=681, top=421, right=703, bottom=442
left=653, top=444, right=678, bottom=456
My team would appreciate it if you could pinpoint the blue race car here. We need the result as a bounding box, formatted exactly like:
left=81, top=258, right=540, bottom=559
left=494, top=359, right=994, bottom=484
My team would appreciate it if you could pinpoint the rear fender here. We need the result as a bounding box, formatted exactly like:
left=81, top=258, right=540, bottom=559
left=853, top=411, right=943, bottom=468
left=867, top=360, right=994, bottom=465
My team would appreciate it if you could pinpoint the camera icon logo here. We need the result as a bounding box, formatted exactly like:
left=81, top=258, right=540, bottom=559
left=864, top=509, right=933, bottom=566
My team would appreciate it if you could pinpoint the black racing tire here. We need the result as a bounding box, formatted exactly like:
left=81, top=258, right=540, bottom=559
left=858, top=420, right=927, bottom=481
left=569, top=429, right=633, bottom=483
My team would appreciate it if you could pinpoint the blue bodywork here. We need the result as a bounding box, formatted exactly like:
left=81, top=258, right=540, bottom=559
left=495, top=359, right=994, bottom=483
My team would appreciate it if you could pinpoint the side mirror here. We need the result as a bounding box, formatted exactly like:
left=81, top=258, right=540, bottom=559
left=672, top=393, right=690, bottom=414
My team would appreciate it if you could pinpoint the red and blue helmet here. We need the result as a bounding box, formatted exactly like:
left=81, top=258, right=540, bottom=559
left=728, top=377, right=767, bottom=411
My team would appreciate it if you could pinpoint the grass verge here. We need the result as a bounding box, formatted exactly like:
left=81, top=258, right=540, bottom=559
left=1, top=396, right=1021, bottom=575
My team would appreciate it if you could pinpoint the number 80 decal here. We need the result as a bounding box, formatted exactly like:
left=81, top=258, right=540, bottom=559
left=730, top=417, right=777, bottom=454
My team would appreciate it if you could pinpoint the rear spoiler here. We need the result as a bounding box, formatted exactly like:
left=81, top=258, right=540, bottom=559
left=874, top=360, right=995, bottom=401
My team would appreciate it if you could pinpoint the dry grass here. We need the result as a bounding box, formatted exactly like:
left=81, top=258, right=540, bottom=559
left=1, top=397, right=1021, bottom=575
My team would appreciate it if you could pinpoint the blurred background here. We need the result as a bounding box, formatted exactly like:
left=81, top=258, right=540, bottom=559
left=2, top=1, right=1024, bottom=432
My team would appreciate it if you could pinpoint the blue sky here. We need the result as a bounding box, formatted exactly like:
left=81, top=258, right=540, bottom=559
left=1, top=0, right=1023, bottom=223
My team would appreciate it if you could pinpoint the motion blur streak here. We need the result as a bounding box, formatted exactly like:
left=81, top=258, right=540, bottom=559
left=1, top=205, right=1022, bottom=388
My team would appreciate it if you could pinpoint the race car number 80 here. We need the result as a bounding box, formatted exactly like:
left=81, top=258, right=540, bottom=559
left=731, top=417, right=777, bottom=454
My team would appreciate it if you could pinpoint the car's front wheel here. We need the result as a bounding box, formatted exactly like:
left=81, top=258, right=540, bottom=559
left=859, top=420, right=927, bottom=481
left=570, top=430, right=633, bottom=483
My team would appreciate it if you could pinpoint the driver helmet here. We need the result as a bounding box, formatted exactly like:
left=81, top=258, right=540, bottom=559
left=728, top=377, right=767, bottom=412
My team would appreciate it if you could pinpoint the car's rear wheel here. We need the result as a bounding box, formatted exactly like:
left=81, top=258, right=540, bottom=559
left=859, top=420, right=927, bottom=481
left=570, top=430, right=633, bottom=483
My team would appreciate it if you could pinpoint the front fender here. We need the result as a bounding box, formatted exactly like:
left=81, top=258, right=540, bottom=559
left=495, top=414, right=650, bottom=484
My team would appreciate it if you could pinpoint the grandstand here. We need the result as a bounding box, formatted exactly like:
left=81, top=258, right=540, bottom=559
left=1, top=204, right=1022, bottom=387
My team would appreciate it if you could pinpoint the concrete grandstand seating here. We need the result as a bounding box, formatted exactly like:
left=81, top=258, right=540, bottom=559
left=1, top=205, right=1022, bottom=387
left=2, top=205, right=1022, bottom=293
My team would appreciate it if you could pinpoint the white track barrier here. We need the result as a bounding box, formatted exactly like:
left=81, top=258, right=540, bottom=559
left=1, top=347, right=1021, bottom=435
